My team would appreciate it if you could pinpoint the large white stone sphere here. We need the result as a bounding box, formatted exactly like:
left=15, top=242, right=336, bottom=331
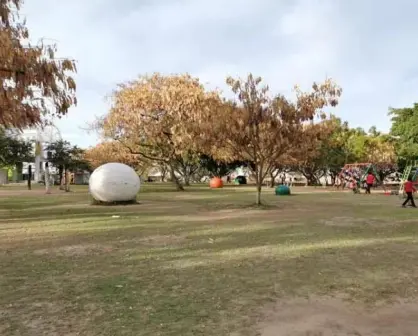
left=89, top=163, right=140, bottom=202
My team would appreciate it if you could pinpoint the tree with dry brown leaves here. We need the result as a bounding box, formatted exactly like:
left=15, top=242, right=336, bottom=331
left=202, top=74, right=341, bottom=205
left=289, top=119, right=339, bottom=185
left=0, top=0, right=76, bottom=128
left=267, top=153, right=297, bottom=187
left=83, top=141, right=150, bottom=176
left=101, top=73, right=218, bottom=190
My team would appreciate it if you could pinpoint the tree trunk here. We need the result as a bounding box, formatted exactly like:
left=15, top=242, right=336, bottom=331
left=330, top=173, right=336, bottom=186
left=159, top=164, right=167, bottom=182
left=269, top=170, right=281, bottom=188
left=27, top=165, right=32, bottom=190
left=58, top=165, right=63, bottom=185
left=170, top=164, right=184, bottom=191
left=269, top=172, right=275, bottom=188
left=184, top=175, right=191, bottom=186
left=65, top=169, right=71, bottom=192
left=60, top=167, right=66, bottom=190
left=302, top=170, right=319, bottom=186
left=254, top=164, right=267, bottom=206
left=256, top=183, right=262, bottom=205
left=307, top=175, right=318, bottom=186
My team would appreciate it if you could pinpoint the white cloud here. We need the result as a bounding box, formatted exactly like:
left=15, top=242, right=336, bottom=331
left=21, top=0, right=418, bottom=147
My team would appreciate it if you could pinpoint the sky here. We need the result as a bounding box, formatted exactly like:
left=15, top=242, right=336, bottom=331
left=21, top=0, right=418, bottom=148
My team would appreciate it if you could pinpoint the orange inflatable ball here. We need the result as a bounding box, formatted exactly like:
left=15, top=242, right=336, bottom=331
left=209, top=177, right=223, bottom=188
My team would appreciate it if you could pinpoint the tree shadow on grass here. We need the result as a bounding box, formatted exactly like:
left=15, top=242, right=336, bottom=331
left=3, top=234, right=418, bottom=336
left=91, top=237, right=418, bottom=335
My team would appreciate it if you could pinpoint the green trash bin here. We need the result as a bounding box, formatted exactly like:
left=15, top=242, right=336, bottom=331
left=234, top=175, right=247, bottom=185
left=275, top=185, right=290, bottom=195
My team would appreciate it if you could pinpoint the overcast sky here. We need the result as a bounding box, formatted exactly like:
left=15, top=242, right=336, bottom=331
left=22, top=0, right=418, bottom=148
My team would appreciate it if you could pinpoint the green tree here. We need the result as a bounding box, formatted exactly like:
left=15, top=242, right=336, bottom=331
left=389, top=103, right=418, bottom=162
left=293, top=117, right=349, bottom=185
left=345, top=128, right=367, bottom=162
left=0, top=128, right=33, bottom=166
left=320, top=119, right=352, bottom=183
left=45, top=140, right=88, bottom=184
left=199, top=154, right=244, bottom=179
left=171, top=151, right=201, bottom=186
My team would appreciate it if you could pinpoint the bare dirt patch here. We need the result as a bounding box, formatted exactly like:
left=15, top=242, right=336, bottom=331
left=33, top=243, right=113, bottom=256
left=2, top=301, right=104, bottom=336
left=259, top=296, right=418, bottom=336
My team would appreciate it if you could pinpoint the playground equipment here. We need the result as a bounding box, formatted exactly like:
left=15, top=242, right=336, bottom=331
left=89, top=163, right=140, bottom=203
left=339, top=163, right=379, bottom=189
left=209, top=177, right=223, bottom=188
left=398, top=160, right=418, bottom=196
left=275, top=185, right=290, bottom=195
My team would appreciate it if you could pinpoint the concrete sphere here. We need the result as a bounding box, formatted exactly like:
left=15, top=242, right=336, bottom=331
left=89, top=163, right=140, bottom=202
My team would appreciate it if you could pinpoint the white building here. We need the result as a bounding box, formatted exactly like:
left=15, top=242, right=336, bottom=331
left=14, top=126, right=61, bottom=182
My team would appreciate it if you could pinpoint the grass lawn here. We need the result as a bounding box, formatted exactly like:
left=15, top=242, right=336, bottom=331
left=1, top=184, right=418, bottom=335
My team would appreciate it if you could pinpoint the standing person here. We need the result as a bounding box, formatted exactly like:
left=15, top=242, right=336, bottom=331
left=350, top=177, right=358, bottom=194
left=281, top=173, right=286, bottom=185
left=365, top=172, right=375, bottom=194
left=402, top=177, right=417, bottom=208
left=335, top=177, right=341, bottom=189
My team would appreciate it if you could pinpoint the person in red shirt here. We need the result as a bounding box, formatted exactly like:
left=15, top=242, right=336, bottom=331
left=365, top=172, right=375, bottom=194
left=402, top=177, right=417, bottom=208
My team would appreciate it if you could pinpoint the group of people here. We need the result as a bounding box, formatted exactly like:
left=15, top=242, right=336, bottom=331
left=337, top=169, right=376, bottom=194
left=339, top=168, right=417, bottom=208
left=348, top=172, right=376, bottom=194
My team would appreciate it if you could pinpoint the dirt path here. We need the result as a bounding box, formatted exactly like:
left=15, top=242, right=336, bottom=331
left=259, top=296, right=418, bottom=335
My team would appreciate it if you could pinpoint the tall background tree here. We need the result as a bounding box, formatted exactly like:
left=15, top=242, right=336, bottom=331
left=171, top=151, right=201, bottom=186
left=291, top=119, right=338, bottom=186
left=45, top=140, right=88, bottom=187
left=101, top=73, right=218, bottom=191
left=199, top=154, right=244, bottom=179
left=0, top=0, right=76, bottom=128
left=389, top=103, right=418, bottom=165
left=292, top=118, right=397, bottom=185
left=200, top=74, right=341, bottom=205
left=312, top=117, right=352, bottom=185
left=0, top=128, right=33, bottom=180
left=83, top=140, right=150, bottom=176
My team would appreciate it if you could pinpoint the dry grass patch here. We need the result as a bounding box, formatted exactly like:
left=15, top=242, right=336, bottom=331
left=2, top=300, right=104, bottom=336
left=2, top=186, right=418, bottom=336
left=259, top=296, right=418, bottom=336
left=322, top=216, right=418, bottom=227
left=33, top=243, right=114, bottom=257
left=120, top=234, right=188, bottom=247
